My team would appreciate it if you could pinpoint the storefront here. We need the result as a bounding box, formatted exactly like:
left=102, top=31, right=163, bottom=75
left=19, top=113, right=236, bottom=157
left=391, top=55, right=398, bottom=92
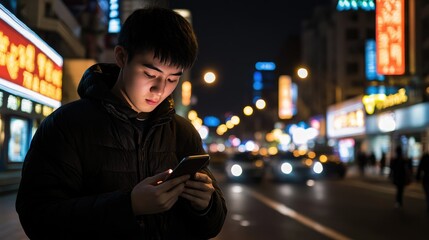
left=366, top=102, right=429, bottom=167
left=0, top=4, right=62, bottom=172
left=326, top=96, right=366, bottom=163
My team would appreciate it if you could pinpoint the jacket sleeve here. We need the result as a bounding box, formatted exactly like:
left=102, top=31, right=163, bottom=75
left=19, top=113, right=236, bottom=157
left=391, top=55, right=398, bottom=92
left=172, top=116, right=227, bottom=239
left=15, top=114, right=141, bottom=239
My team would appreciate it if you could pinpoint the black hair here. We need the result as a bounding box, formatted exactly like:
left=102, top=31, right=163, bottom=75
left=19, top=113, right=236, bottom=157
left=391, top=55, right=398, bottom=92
left=117, top=7, right=198, bottom=69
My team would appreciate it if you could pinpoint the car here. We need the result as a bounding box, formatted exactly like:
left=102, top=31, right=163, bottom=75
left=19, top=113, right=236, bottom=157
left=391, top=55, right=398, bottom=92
left=224, top=152, right=266, bottom=182
left=310, top=149, right=347, bottom=179
left=268, top=150, right=324, bottom=182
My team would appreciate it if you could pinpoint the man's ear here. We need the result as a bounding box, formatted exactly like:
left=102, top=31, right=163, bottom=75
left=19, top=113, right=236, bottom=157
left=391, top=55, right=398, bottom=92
left=114, top=46, right=127, bottom=67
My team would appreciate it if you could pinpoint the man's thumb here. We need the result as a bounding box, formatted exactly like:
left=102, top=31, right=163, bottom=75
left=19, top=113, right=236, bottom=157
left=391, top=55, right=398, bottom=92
left=150, top=169, right=172, bottom=185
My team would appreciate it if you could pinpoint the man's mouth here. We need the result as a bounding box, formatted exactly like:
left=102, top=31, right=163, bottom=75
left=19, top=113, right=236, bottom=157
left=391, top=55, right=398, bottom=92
left=146, top=99, right=159, bottom=105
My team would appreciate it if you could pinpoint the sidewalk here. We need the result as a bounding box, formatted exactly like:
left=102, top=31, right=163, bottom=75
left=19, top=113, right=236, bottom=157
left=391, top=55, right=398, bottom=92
left=0, top=170, right=21, bottom=194
left=345, top=165, right=423, bottom=194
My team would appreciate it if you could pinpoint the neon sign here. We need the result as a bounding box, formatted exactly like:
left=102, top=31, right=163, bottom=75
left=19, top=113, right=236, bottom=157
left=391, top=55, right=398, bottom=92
left=362, top=88, right=407, bottom=114
left=376, top=0, right=405, bottom=75
left=278, top=75, right=293, bottom=119
left=337, top=0, right=375, bottom=11
left=0, top=4, right=62, bottom=108
left=327, top=98, right=365, bottom=138
left=107, top=0, right=121, bottom=33
left=365, top=40, right=384, bottom=81
left=255, top=62, right=276, bottom=71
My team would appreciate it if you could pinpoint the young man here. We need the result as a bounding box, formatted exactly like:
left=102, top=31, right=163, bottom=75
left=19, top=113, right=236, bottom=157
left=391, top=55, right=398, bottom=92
left=16, top=7, right=227, bottom=239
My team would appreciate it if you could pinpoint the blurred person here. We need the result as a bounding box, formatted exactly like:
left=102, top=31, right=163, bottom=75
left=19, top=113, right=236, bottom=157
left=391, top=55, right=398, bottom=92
left=416, top=151, right=429, bottom=213
left=389, top=146, right=413, bottom=208
left=15, top=7, right=227, bottom=239
left=379, top=151, right=386, bottom=176
left=356, top=149, right=367, bottom=176
left=368, top=151, right=376, bottom=174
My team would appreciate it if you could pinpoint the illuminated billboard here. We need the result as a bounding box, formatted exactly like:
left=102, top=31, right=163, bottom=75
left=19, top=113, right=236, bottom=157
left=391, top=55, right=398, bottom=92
left=375, top=0, right=405, bottom=75
left=337, top=0, right=375, bottom=11
left=0, top=4, right=63, bottom=108
left=278, top=75, right=297, bottom=119
left=365, top=39, right=384, bottom=81
left=327, top=96, right=365, bottom=138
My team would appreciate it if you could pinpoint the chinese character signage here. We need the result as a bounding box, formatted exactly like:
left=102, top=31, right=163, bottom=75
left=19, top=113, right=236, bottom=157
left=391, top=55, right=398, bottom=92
left=327, top=97, right=365, bottom=138
left=376, top=0, right=405, bottom=75
left=0, top=4, right=62, bottom=107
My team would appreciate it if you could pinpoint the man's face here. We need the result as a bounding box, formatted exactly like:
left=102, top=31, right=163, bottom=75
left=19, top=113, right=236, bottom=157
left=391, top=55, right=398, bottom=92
left=117, top=49, right=183, bottom=113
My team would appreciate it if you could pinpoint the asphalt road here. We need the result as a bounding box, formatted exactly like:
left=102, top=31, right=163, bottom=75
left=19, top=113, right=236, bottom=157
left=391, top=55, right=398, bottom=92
left=213, top=171, right=428, bottom=240
left=1, top=168, right=427, bottom=240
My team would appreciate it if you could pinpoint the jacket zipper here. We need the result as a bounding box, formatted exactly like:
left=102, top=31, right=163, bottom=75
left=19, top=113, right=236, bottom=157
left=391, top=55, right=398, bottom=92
left=140, top=117, right=171, bottom=178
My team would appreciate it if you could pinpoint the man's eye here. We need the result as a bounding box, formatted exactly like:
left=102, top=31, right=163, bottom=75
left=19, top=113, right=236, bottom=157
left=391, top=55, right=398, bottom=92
left=144, top=72, right=156, bottom=78
left=168, top=78, right=178, bottom=83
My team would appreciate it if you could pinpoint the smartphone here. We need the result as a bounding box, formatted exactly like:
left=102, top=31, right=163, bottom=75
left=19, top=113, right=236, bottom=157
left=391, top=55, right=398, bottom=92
left=164, top=154, right=210, bottom=181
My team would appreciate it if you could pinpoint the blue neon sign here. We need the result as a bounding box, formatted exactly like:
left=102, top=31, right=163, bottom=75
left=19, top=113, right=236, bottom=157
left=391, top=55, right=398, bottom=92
left=337, top=0, right=375, bottom=11
left=365, top=39, right=384, bottom=81
left=255, top=62, right=276, bottom=71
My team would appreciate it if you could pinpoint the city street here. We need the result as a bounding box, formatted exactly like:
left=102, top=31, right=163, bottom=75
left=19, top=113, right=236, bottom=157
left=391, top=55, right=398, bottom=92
left=1, top=1, right=429, bottom=240
left=213, top=175, right=428, bottom=240
left=1, top=168, right=428, bottom=240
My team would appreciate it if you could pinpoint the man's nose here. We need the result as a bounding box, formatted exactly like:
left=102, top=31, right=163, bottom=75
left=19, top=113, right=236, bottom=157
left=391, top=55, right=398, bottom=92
left=151, top=78, right=166, bottom=95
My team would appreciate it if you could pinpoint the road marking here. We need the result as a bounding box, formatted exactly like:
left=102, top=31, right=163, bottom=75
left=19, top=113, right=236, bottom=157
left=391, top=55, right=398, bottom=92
left=245, top=187, right=352, bottom=240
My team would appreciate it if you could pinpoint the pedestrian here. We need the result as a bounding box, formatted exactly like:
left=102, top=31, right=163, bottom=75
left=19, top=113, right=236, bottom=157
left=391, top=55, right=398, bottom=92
left=389, top=145, right=412, bottom=208
left=368, top=151, right=376, bottom=174
left=379, top=151, right=386, bottom=176
left=15, top=7, right=227, bottom=239
left=416, top=151, right=429, bottom=213
left=356, top=149, right=367, bottom=176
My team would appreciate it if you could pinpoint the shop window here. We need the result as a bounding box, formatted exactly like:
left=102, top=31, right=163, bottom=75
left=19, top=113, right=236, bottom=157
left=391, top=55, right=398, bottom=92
left=31, top=119, right=40, bottom=139
left=8, top=117, right=29, bottom=163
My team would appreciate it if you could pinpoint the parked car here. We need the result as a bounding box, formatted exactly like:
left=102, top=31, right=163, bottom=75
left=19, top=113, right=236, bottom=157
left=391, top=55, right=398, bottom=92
left=269, top=150, right=324, bottom=182
left=224, top=152, right=266, bottom=182
left=311, top=149, right=347, bottom=179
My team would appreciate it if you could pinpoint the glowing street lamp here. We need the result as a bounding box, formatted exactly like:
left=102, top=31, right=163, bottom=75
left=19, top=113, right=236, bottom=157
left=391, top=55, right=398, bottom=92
left=297, top=67, right=309, bottom=79
left=203, top=71, right=216, bottom=84
left=255, top=99, right=266, bottom=110
left=296, top=67, right=308, bottom=79
left=243, top=106, right=253, bottom=116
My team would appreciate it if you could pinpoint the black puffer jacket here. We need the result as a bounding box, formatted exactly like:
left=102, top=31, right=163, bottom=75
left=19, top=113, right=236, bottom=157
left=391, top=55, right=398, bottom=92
left=16, top=63, right=227, bottom=239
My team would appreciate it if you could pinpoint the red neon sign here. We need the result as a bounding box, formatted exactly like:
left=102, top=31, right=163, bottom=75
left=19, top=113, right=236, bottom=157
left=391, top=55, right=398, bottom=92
left=0, top=16, right=63, bottom=101
left=376, top=0, right=405, bottom=75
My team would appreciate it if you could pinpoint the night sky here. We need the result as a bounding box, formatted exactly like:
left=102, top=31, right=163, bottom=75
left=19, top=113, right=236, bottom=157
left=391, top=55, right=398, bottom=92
left=169, top=0, right=332, bottom=121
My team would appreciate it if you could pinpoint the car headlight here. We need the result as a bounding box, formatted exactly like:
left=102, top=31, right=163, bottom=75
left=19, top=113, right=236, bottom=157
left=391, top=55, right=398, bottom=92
left=231, top=164, right=243, bottom=177
left=312, top=162, right=323, bottom=174
left=281, top=162, right=293, bottom=174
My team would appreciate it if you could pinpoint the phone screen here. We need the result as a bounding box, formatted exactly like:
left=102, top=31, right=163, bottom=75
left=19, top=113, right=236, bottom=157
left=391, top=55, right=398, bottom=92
left=165, top=154, right=210, bottom=180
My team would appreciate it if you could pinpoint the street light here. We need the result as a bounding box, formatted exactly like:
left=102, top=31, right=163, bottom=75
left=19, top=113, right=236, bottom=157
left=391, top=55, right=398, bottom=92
left=203, top=71, right=216, bottom=84
left=255, top=99, right=266, bottom=110
left=297, top=67, right=309, bottom=79
left=243, top=106, right=254, bottom=116
left=182, top=71, right=216, bottom=107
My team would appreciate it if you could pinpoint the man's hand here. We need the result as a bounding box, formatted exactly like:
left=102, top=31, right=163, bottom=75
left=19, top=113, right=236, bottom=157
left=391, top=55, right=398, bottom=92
left=131, top=170, right=190, bottom=215
left=180, top=172, right=215, bottom=211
